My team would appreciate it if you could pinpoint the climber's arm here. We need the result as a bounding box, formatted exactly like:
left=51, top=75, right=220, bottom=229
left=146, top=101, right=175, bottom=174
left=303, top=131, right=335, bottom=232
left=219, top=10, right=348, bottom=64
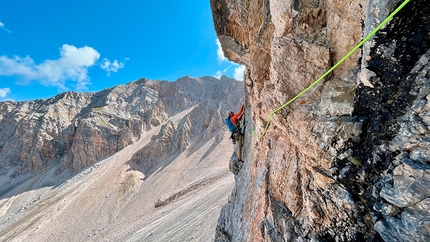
left=232, top=104, right=244, bottom=124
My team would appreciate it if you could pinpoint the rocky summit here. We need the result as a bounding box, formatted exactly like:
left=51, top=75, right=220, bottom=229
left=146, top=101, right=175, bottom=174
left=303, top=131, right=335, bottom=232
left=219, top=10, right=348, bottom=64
left=0, top=75, right=243, bottom=241
left=212, top=0, right=430, bottom=241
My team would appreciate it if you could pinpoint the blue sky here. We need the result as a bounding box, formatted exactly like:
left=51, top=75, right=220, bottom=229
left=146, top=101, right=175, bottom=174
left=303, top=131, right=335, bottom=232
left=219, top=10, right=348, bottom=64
left=0, top=0, right=244, bottom=101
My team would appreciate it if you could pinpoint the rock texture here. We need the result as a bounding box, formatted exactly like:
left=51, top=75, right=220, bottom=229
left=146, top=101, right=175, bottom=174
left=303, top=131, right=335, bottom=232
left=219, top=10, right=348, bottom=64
left=0, top=75, right=243, bottom=241
left=212, top=0, right=430, bottom=241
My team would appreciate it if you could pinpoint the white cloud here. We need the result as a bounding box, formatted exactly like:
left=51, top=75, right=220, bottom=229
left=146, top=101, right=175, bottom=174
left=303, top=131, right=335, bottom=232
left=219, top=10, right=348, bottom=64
left=0, top=44, right=100, bottom=90
left=214, top=65, right=232, bottom=79
left=0, top=21, right=11, bottom=33
left=234, top=65, right=245, bottom=81
left=0, top=87, right=10, bottom=98
left=100, top=58, right=125, bottom=76
left=214, top=64, right=245, bottom=81
left=214, top=38, right=245, bottom=81
left=216, top=38, right=226, bottom=62
left=214, top=70, right=223, bottom=79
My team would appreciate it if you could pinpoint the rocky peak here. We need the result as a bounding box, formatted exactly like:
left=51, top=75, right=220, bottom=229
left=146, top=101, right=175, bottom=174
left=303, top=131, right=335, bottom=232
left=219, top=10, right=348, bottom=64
left=212, top=0, right=430, bottom=241
left=0, top=76, right=243, bottom=176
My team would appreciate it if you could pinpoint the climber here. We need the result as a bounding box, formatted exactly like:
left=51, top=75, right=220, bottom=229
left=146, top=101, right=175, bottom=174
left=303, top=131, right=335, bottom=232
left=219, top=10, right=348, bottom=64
left=225, top=104, right=244, bottom=145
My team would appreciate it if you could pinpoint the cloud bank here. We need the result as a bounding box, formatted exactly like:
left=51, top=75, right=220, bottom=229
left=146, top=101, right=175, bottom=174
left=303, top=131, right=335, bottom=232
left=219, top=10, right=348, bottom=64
left=0, top=44, right=125, bottom=90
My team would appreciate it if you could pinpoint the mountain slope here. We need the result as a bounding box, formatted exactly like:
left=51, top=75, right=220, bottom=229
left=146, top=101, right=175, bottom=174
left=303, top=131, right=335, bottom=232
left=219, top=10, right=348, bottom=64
left=0, top=75, right=243, bottom=241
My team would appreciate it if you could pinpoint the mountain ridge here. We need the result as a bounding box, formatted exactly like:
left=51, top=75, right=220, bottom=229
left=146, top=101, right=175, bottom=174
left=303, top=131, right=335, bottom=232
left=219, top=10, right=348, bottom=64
left=0, top=75, right=243, bottom=241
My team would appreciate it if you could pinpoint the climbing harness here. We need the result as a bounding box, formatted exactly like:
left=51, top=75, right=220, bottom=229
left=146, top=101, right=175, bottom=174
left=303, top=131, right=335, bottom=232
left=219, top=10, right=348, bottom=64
left=230, top=132, right=240, bottom=144
left=252, top=0, right=411, bottom=139
left=228, top=119, right=245, bottom=162
left=228, top=119, right=242, bottom=144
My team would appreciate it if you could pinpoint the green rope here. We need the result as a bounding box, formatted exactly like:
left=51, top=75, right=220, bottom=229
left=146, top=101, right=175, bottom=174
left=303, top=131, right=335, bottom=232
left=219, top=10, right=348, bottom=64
left=255, top=0, right=410, bottom=139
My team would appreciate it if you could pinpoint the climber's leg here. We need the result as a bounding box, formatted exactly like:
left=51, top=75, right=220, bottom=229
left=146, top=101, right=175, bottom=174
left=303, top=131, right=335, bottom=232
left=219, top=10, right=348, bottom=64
left=238, top=133, right=243, bottom=162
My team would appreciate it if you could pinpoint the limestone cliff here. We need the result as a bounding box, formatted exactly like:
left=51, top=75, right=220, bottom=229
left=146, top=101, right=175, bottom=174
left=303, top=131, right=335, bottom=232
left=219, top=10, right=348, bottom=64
left=212, top=0, right=429, bottom=241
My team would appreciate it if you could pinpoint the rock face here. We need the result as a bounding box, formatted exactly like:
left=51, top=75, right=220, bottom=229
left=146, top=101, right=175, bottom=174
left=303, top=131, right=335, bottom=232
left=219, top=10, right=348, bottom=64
left=212, top=0, right=430, bottom=241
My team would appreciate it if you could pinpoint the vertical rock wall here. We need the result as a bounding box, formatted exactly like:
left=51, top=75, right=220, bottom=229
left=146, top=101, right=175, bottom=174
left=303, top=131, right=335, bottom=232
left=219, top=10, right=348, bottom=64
left=212, top=0, right=430, bottom=241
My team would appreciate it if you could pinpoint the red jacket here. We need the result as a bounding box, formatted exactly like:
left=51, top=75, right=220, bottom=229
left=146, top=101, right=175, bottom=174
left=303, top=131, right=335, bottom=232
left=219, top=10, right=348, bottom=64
left=231, top=104, right=244, bottom=125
